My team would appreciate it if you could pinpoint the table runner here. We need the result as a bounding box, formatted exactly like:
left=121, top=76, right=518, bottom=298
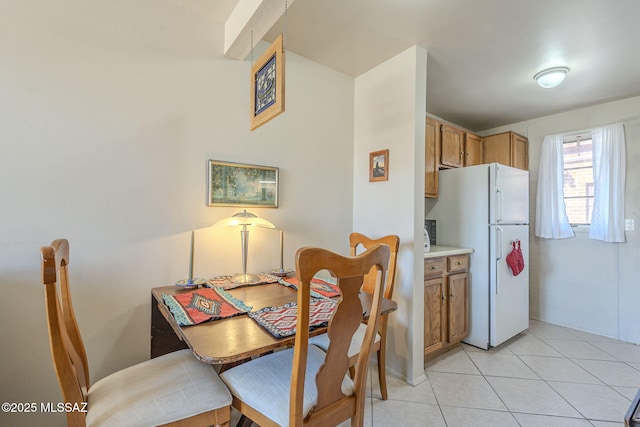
left=248, top=298, right=337, bottom=338
left=205, top=273, right=280, bottom=290
left=163, top=287, right=252, bottom=326
left=278, top=277, right=341, bottom=298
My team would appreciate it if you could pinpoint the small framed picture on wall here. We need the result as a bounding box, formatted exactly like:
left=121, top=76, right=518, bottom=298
left=369, top=149, right=389, bottom=182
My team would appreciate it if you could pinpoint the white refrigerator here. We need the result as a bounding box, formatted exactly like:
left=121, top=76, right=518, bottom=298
left=427, top=163, right=529, bottom=349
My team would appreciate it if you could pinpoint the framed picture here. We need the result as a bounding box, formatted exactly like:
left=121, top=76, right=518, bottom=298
left=369, top=149, right=389, bottom=182
left=208, top=160, right=279, bottom=208
left=250, top=34, right=285, bottom=131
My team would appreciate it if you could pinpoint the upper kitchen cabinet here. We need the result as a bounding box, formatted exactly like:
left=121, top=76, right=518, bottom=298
left=464, top=132, right=483, bottom=166
left=425, top=117, right=527, bottom=198
left=483, top=131, right=529, bottom=170
left=511, top=133, right=529, bottom=170
left=425, top=118, right=440, bottom=198
left=440, top=124, right=465, bottom=168
left=425, top=118, right=481, bottom=198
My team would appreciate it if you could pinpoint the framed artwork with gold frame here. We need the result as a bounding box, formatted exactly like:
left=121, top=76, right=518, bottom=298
left=250, top=34, right=285, bottom=130
left=369, top=149, right=389, bottom=182
left=208, top=160, right=279, bottom=207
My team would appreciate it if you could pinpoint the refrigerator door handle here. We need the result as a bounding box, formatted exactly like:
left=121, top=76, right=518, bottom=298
left=494, top=164, right=502, bottom=223
left=495, top=226, right=503, bottom=294
left=496, top=187, right=502, bottom=223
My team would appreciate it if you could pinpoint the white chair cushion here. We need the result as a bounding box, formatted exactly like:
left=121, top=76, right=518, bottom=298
left=309, top=323, right=381, bottom=358
left=220, top=345, right=353, bottom=427
left=86, top=349, right=231, bottom=427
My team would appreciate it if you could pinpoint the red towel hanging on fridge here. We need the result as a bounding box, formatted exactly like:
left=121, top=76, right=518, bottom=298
left=506, top=240, right=525, bottom=276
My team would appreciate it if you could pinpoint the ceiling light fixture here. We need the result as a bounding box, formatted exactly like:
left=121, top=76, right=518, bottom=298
left=534, top=67, right=569, bottom=88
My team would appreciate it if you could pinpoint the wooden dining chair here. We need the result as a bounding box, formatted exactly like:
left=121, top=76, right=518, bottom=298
left=220, top=244, right=390, bottom=427
left=309, top=233, right=399, bottom=400
left=41, top=239, right=232, bottom=427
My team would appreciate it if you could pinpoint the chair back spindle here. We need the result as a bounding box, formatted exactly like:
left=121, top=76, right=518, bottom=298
left=349, top=232, right=399, bottom=300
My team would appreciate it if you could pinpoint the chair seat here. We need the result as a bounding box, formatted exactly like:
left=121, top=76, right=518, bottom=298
left=86, top=349, right=231, bottom=427
left=309, top=323, right=381, bottom=358
left=220, top=345, right=353, bottom=427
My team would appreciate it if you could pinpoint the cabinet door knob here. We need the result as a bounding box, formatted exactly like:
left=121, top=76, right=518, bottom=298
left=428, top=265, right=437, bottom=270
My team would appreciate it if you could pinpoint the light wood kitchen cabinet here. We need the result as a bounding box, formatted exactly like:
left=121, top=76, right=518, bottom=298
left=511, top=132, right=529, bottom=170
left=425, top=118, right=440, bottom=198
left=446, top=256, right=469, bottom=343
left=425, top=119, right=475, bottom=198
left=424, top=276, right=446, bottom=354
left=483, top=131, right=529, bottom=170
left=440, top=124, right=465, bottom=168
left=424, top=117, right=526, bottom=197
left=424, top=254, right=469, bottom=361
left=464, top=132, right=483, bottom=166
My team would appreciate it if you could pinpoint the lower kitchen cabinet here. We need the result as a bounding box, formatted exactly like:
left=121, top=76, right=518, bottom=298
left=424, top=276, right=446, bottom=354
left=447, top=270, right=468, bottom=343
left=424, top=254, right=469, bottom=361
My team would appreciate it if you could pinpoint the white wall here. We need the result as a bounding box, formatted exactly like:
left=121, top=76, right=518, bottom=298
left=0, top=1, right=354, bottom=425
left=353, top=46, right=427, bottom=385
left=482, top=96, right=640, bottom=344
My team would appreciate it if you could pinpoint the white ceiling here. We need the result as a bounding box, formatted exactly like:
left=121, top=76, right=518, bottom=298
left=188, top=0, right=640, bottom=132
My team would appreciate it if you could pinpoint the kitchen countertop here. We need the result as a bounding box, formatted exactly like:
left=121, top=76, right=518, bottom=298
left=424, top=245, right=473, bottom=258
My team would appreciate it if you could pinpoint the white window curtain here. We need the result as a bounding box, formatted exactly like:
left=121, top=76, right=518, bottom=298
left=589, top=123, right=626, bottom=242
left=535, top=134, right=575, bottom=239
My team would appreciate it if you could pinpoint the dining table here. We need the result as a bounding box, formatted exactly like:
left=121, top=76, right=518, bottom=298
left=150, top=278, right=398, bottom=369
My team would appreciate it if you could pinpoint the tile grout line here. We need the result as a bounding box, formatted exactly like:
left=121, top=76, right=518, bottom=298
left=522, top=327, right=596, bottom=421
left=540, top=328, right=640, bottom=400
left=523, top=325, right=639, bottom=423
left=422, top=367, right=449, bottom=426
left=421, top=320, right=637, bottom=425
left=460, top=342, right=526, bottom=426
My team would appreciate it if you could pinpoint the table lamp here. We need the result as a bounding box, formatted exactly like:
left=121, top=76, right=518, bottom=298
left=213, top=210, right=275, bottom=284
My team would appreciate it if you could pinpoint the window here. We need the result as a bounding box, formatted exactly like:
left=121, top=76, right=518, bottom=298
left=563, top=133, right=593, bottom=225
left=536, top=123, right=625, bottom=242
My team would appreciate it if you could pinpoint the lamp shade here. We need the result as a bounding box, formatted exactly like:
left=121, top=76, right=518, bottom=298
left=534, top=67, right=569, bottom=89
left=212, top=210, right=275, bottom=229
left=212, top=210, right=276, bottom=284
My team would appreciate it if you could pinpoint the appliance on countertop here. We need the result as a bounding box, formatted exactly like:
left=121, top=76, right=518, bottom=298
left=424, top=227, right=431, bottom=252
left=424, top=219, right=436, bottom=246
left=426, top=163, right=530, bottom=349
left=424, top=219, right=436, bottom=252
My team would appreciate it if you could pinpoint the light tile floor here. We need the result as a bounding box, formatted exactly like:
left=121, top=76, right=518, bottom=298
left=232, top=319, right=640, bottom=426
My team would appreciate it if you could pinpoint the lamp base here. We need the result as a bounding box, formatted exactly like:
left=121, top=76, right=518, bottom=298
left=231, top=273, right=261, bottom=284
